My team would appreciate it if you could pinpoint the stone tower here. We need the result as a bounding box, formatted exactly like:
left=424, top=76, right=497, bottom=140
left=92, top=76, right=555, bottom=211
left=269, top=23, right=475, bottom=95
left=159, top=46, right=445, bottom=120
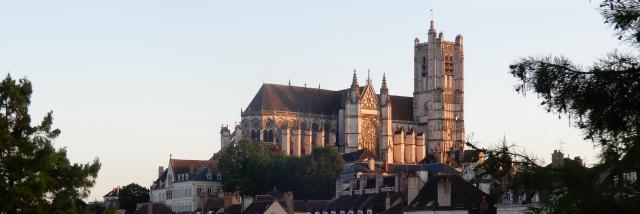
left=413, top=20, right=465, bottom=163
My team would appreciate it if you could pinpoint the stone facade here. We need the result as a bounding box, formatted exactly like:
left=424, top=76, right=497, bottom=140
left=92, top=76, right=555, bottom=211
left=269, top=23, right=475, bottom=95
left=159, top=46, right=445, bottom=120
left=221, top=20, right=465, bottom=164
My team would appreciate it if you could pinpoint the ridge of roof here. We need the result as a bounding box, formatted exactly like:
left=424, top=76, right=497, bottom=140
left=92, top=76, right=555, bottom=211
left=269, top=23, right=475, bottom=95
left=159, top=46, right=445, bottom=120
left=245, top=83, right=415, bottom=121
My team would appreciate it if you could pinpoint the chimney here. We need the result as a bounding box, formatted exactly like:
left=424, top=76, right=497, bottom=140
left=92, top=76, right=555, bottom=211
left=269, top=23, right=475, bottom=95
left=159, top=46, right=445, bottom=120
left=385, top=193, right=391, bottom=210
left=147, top=203, right=153, bottom=214
left=285, top=192, right=294, bottom=214
left=368, top=159, right=375, bottom=172
left=224, top=192, right=232, bottom=210
left=158, top=166, right=164, bottom=178
left=551, top=150, right=565, bottom=168
left=437, top=177, right=451, bottom=207
left=199, top=191, right=207, bottom=213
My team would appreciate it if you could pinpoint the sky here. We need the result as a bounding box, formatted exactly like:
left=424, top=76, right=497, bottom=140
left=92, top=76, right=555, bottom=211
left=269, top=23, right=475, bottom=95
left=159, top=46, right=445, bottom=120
left=0, top=0, right=625, bottom=202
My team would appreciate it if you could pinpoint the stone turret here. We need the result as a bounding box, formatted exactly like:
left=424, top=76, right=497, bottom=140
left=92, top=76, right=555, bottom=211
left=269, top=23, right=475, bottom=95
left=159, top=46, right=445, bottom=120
left=380, top=74, right=393, bottom=163
left=220, top=125, right=232, bottom=149
left=405, top=130, right=416, bottom=163
left=393, top=129, right=405, bottom=163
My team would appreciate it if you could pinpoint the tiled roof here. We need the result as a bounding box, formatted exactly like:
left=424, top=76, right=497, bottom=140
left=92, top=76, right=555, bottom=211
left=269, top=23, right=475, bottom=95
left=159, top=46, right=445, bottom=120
left=305, top=200, right=330, bottom=212
left=266, top=188, right=285, bottom=199
left=293, top=200, right=307, bottom=212
left=405, top=174, right=491, bottom=212
left=202, top=198, right=224, bottom=213
left=389, top=95, right=414, bottom=121
left=342, top=150, right=377, bottom=163
left=103, top=187, right=121, bottom=198
left=226, top=204, right=242, bottom=214
left=246, top=84, right=343, bottom=115
left=133, top=202, right=175, bottom=214
left=152, top=159, right=220, bottom=189
left=170, top=159, right=218, bottom=175
left=324, top=192, right=401, bottom=213
left=244, top=84, right=414, bottom=121
left=243, top=201, right=278, bottom=214
left=386, top=163, right=459, bottom=175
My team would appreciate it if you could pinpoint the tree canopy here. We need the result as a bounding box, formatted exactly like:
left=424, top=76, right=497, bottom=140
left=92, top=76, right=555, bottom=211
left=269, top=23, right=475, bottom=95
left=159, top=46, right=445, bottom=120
left=0, top=75, right=101, bottom=214
left=219, top=139, right=345, bottom=200
left=475, top=0, right=640, bottom=213
left=117, top=183, right=150, bottom=214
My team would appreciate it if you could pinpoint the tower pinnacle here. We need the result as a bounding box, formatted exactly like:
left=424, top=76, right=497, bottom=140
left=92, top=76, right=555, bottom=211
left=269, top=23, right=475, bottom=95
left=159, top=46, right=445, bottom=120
left=429, top=20, right=436, bottom=33
left=380, top=73, right=389, bottom=95
left=351, top=69, right=359, bottom=88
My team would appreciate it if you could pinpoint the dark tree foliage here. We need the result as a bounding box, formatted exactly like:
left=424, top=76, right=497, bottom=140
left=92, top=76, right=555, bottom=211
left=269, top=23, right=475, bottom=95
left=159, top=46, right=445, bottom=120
left=219, top=139, right=273, bottom=195
left=219, top=139, right=345, bottom=200
left=485, top=0, right=640, bottom=212
left=117, top=183, right=150, bottom=214
left=0, top=75, right=101, bottom=214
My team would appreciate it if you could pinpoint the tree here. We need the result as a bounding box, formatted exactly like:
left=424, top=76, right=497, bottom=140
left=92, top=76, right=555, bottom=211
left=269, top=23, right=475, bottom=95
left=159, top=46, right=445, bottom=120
left=219, top=139, right=345, bottom=200
left=117, top=183, right=150, bottom=214
left=492, top=0, right=640, bottom=212
left=0, top=75, right=101, bottom=214
left=219, top=139, right=273, bottom=195
left=302, top=147, right=345, bottom=199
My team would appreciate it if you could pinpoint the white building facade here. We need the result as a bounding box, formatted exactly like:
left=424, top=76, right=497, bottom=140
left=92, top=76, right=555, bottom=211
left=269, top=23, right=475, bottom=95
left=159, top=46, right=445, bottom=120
left=150, top=158, right=222, bottom=213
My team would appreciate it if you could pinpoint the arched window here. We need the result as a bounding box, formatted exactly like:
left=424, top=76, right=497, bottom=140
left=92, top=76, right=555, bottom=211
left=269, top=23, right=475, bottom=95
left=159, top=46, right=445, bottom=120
left=311, top=123, right=319, bottom=146
left=262, top=129, right=274, bottom=142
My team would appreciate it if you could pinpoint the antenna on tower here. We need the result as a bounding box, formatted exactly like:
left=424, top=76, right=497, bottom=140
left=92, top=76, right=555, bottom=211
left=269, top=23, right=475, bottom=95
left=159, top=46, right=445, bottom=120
left=559, top=140, right=566, bottom=152
left=430, top=9, right=434, bottom=21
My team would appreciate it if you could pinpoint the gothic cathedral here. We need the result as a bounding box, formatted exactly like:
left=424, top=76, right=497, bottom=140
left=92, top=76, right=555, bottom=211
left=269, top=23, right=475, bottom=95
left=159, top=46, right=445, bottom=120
left=220, top=20, right=465, bottom=165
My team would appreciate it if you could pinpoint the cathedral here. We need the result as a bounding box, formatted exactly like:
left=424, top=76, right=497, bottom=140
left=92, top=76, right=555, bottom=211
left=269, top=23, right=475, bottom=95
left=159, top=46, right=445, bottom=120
left=220, top=20, right=465, bottom=165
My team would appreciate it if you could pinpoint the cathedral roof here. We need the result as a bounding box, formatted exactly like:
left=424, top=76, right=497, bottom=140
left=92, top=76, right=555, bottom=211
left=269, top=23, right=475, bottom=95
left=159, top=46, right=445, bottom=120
left=246, top=84, right=343, bottom=115
left=389, top=95, right=413, bottom=121
left=245, top=83, right=414, bottom=121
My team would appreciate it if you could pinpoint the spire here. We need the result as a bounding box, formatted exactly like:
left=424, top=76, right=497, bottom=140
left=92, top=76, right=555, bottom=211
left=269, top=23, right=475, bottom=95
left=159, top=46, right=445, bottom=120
left=351, top=69, right=359, bottom=89
left=502, top=134, right=507, bottom=148
left=382, top=73, right=387, bottom=88
left=380, top=73, right=388, bottom=95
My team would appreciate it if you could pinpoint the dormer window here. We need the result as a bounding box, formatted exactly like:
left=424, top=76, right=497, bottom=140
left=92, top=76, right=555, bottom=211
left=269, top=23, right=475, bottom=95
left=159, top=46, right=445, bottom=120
left=207, top=173, right=213, bottom=180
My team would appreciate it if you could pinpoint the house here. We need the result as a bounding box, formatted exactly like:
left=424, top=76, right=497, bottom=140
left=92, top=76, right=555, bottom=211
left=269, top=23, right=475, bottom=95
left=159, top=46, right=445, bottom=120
left=150, top=157, right=222, bottom=213
left=103, top=186, right=122, bottom=208
left=404, top=174, right=492, bottom=214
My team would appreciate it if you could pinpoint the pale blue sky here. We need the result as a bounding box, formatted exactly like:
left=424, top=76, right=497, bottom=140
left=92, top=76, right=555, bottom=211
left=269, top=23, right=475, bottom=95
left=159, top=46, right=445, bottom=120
left=0, top=0, right=622, bottom=201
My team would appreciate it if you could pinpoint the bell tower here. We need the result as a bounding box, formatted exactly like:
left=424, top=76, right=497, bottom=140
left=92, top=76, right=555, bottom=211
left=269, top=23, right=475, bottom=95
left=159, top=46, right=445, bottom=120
left=413, top=20, right=465, bottom=163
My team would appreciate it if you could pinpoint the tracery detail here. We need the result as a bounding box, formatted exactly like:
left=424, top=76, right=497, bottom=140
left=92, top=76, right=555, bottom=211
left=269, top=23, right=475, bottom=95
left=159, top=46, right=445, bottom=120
left=360, top=117, right=378, bottom=152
